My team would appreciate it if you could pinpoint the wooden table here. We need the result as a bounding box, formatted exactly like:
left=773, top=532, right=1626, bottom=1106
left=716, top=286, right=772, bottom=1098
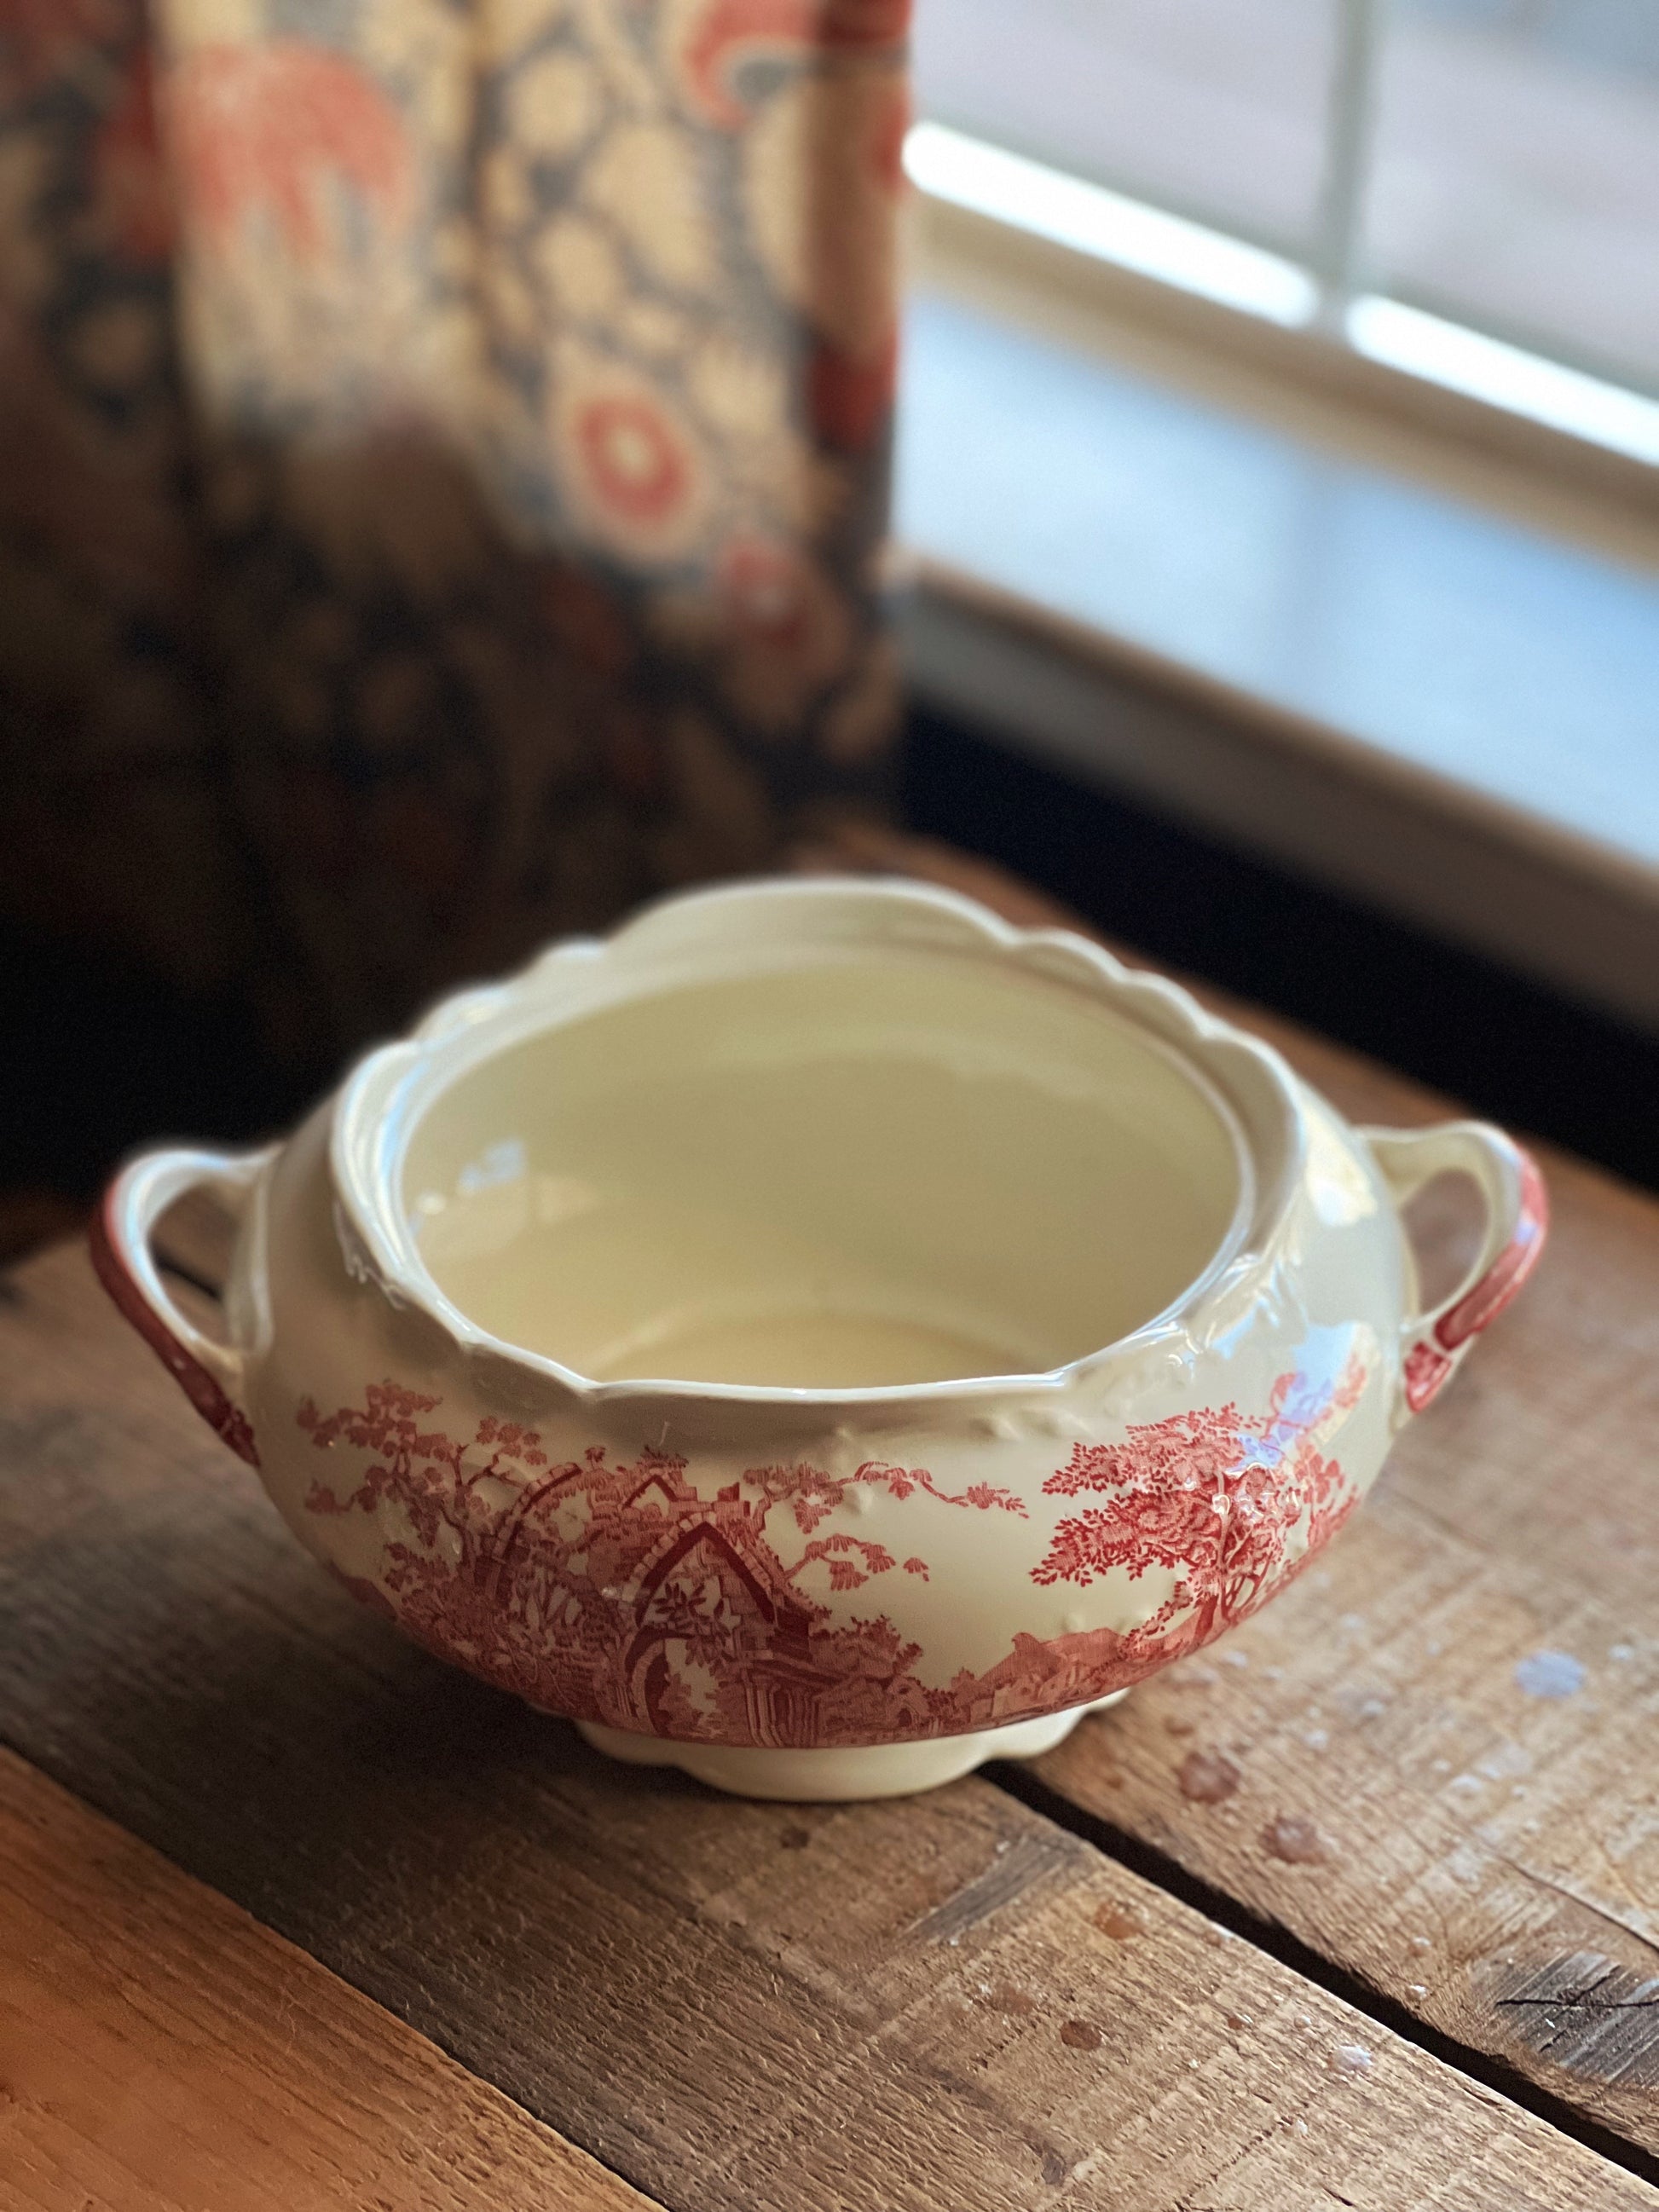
left=3, top=840, right=1656, bottom=2211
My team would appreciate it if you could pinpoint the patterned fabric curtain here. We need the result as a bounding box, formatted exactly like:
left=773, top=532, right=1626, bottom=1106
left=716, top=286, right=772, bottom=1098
left=0, top=0, right=907, bottom=1068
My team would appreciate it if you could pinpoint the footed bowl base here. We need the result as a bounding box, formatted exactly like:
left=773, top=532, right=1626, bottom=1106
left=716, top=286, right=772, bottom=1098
left=576, top=1692, right=1128, bottom=1802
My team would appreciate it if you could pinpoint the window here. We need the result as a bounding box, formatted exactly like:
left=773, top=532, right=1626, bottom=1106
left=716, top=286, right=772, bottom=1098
left=910, top=0, right=1659, bottom=465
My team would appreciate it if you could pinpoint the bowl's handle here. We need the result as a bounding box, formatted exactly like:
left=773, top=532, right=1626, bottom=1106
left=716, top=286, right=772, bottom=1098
left=1361, top=1121, right=1547, bottom=1418
left=90, top=1146, right=269, bottom=1466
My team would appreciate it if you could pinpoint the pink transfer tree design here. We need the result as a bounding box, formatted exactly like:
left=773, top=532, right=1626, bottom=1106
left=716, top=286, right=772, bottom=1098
left=1031, top=1360, right=1367, bottom=1656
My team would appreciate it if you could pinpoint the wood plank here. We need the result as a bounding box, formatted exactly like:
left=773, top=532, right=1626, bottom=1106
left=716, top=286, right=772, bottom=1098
left=0, top=1747, right=656, bottom=2212
left=804, top=827, right=1659, bottom=2154
left=0, top=1238, right=1651, bottom=2208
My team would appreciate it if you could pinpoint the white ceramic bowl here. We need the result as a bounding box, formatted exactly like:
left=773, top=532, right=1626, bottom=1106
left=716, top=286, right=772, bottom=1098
left=95, top=879, right=1546, bottom=1799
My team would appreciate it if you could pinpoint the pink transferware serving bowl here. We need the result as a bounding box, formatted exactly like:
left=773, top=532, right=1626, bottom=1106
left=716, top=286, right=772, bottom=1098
left=94, top=878, right=1546, bottom=1799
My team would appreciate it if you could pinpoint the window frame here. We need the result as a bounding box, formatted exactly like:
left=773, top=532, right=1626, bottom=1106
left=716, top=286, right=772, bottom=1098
left=892, top=153, right=1659, bottom=1037
left=905, top=0, right=1659, bottom=508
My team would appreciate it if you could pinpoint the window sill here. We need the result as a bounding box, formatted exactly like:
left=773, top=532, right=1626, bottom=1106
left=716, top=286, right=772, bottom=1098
left=893, top=251, right=1659, bottom=1036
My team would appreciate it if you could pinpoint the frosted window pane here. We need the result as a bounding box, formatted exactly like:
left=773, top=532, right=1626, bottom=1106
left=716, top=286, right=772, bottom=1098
left=911, top=0, right=1338, bottom=256
left=1364, top=0, right=1659, bottom=388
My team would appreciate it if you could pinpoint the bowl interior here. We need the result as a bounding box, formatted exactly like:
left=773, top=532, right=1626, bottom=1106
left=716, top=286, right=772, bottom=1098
left=401, top=950, right=1246, bottom=1391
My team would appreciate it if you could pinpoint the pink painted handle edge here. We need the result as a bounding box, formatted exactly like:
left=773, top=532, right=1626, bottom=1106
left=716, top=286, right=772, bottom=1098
left=1362, top=1122, right=1549, bottom=1418
left=90, top=1148, right=267, bottom=1467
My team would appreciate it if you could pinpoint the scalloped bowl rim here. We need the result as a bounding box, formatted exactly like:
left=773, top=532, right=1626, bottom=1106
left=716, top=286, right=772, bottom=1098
left=328, top=876, right=1309, bottom=1412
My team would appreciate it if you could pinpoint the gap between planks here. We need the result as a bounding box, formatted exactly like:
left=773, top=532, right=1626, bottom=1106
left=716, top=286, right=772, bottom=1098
left=994, top=1759, right=1659, bottom=2191
left=0, top=1746, right=661, bottom=2212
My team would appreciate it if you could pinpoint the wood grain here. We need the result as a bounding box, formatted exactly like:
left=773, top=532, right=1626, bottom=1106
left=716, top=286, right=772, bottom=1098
left=806, top=828, right=1659, bottom=2154
left=0, top=1242, right=1650, bottom=2209
left=0, top=1747, right=656, bottom=2212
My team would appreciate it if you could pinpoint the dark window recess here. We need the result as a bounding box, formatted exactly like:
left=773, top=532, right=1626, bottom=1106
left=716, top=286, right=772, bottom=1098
left=903, top=702, right=1659, bottom=1194
left=0, top=922, right=314, bottom=1199
left=5, top=718, right=1653, bottom=1200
